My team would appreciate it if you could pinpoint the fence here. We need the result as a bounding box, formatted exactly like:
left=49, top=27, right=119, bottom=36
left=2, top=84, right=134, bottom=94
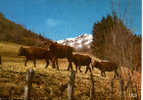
left=0, top=67, right=139, bottom=100
left=0, top=68, right=95, bottom=100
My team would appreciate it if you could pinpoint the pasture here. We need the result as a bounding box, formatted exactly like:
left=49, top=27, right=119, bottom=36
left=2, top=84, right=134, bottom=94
left=0, top=41, right=141, bottom=100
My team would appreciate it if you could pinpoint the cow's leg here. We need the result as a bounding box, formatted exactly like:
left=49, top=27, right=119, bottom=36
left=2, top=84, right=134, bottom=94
left=67, top=58, right=70, bottom=70
left=85, top=68, right=88, bottom=74
left=85, top=66, right=89, bottom=73
left=25, top=58, right=28, bottom=66
left=67, top=64, right=70, bottom=71
left=101, top=71, right=106, bottom=77
left=79, top=66, right=82, bottom=73
left=75, top=64, right=78, bottom=72
left=114, top=69, right=119, bottom=79
left=33, top=59, right=36, bottom=67
left=104, top=72, right=106, bottom=77
left=67, top=62, right=72, bottom=71
left=67, top=58, right=72, bottom=71
left=89, top=65, right=92, bottom=72
left=52, top=57, right=56, bottom=69
left=85, top=65, right=91, bottom=74
left=55, top=59, right=59, bottom=70
left=91, top=64, right=94, bottom=70
left=45, top=59, right=49, bottom=68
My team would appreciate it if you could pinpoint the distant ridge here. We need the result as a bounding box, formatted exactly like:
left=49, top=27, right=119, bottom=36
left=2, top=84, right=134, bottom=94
left=57, top=34, right=93, bottom=52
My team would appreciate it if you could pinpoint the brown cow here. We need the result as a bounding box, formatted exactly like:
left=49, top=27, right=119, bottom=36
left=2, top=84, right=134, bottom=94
left=92, top=60, right=119, bottom=77
left=18, top=46, right=53, bottom=68
left=71, top=54, right=92, bottom=73
left=48, top=42, right=73, bottom=70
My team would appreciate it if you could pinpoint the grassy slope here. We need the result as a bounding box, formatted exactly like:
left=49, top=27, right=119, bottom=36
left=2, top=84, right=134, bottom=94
left=0, top=13, right=52, bottom=47
left=0, top=42, right=141, bottom=100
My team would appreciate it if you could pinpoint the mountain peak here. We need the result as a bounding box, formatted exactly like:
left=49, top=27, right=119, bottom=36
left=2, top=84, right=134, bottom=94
left=57, top=34, right=93, bottom=51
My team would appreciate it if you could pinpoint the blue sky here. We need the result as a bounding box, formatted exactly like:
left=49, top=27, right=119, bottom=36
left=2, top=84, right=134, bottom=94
left=0, top=0, right=141, bottom=40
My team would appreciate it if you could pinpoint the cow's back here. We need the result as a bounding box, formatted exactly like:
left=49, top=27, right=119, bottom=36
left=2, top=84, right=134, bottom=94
left=72, top=54, right=91, bottom=65
left=29, top=47, right=50, bottom=58
left=50, top=43, right=73, bottom=58
left=100, top=62, right=117, bottom=71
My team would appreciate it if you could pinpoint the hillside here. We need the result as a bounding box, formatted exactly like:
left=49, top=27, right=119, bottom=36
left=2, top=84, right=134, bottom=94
left=0, top=13, right=52, bottom=47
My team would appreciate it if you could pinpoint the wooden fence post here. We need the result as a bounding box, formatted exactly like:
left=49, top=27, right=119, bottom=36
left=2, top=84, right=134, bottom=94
left=67, top=70, right=75, bottom=100
left=24, top=68, right=34, bottom=100
left=109, top=77, right=114, bottom=100
left=90, top=72, right=95, bottom=100
left=117, top=74, right=124, bottom=100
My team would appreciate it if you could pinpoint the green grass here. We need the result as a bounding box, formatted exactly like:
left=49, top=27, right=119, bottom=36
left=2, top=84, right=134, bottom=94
left=0, top=42, right=141, bottom=100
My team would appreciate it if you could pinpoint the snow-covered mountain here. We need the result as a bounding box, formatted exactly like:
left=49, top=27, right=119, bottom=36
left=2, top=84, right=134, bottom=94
left=57, top=34, right=93, bottom=51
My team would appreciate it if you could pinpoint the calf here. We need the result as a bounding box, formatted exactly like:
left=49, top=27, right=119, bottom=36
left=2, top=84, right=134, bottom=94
left=71, top=54, right=92, bottom=73
left=92, top=60, right=119, bottom=77
left=18, top=46, right=53, bottom=68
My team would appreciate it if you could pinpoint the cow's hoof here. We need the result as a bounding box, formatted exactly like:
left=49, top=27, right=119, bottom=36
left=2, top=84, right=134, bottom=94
left=80, top=70, right=82, bottom=73
left=101, top=75, right=106, bottom=77
left=53, top=67, right=56, bottom=69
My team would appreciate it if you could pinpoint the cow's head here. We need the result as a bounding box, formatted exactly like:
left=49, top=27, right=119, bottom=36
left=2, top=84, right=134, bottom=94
left=18, top=47, right=25, bottom=56
left=92, top=60, right=100, bottom=69
left=49, top=42, right=57, bottom=51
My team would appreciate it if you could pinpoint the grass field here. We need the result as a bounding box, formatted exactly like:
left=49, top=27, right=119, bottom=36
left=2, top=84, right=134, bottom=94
left=0, top=42, right=141, bottom=100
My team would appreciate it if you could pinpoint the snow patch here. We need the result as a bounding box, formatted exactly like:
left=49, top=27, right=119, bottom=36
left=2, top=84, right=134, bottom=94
left=57, top=33, right=93, bottom=50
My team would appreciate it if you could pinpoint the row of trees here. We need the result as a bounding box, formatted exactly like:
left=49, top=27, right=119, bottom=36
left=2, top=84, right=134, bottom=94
left=91, top=13, right=141, bottom=99
left=91, top=13, right=141, bottom=72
